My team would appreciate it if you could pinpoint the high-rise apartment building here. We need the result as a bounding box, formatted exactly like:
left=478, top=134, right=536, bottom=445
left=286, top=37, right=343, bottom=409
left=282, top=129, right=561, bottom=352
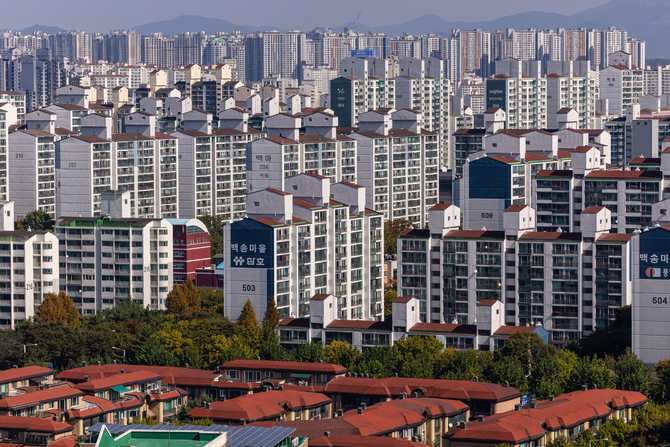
left=224, top=173, right=384, bottom=321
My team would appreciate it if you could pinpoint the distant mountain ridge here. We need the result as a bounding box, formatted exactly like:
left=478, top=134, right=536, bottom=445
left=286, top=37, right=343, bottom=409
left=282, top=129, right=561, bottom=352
left=132, top=15, right=282, bottom=35
left=9, top=0, right=670, bottom=58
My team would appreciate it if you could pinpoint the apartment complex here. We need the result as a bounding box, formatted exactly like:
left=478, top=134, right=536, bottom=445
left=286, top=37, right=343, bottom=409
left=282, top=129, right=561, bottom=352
left=398, top=202, right=632, bottom=345
left=54, top=216, right=173, bottom=313
left=348, top=109, right=439, bottom=227
left=224, top=173, right=384, bottom=321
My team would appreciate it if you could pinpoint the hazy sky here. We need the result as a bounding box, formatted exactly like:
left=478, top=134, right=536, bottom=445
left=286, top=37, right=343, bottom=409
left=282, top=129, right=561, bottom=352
left=1, top=0, right=613, bottom=32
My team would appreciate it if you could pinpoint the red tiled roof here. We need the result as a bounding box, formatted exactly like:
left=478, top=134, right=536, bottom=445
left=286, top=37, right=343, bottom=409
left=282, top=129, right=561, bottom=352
left=629, top=157, right=660, bottom=165
left=74, top=370, right=162, bottom=392
left=311, top=294, right=331, bottom=301
left=0, top=366, right=52, bottom=384
left=409, top=323, right=476, bottom=335
left=0, top=415, right=73, bottom=433
left=573, top=146, right=594, bottom=153
left=505, top=204, right=527, bottom=212
left=492, top=326, right=537, bottom=336
left=477, top=299, right=498, bottom=307
left=221, top=360, right=346, bottom=374
left=324, top=378, right=521, bottom=402
left=430, top=203, right=452, bottom=211
left=265, top=136, right=296, bottom=144
left=534, top=170, right=573, bottom=178
left=56, top=365, right=220, bottom=388
left=446, top=389, right=647, bottom=444
left=0, top=384, right=83, bottom=409
left=325, top=320, right=392, bottom=332
left=443, top=230, right=505, bottom=240
left=557, top=150, right=572, bottom=159
left=596, top=233, right=634, bottom=242
left=339, top=181, right=364, bottom=188
left=581, top=206, right=604, bottom=214
left=586, top=170, right=662, bottom=179
left=187, top=390, right=331, bottom=422
left=488, top=155, right=518, bottom=164
left=310, top=435, right=428, bottom=447
left=394, top=296, right=414, bottom=304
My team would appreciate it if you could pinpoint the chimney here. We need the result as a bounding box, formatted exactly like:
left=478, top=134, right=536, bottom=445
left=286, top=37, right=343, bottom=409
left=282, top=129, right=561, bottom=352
left=121, top=369, right=126, bottom=374
left=503, top=381, right=509, bottom=388
left=84, top=375, right=89, bottom=381
left=549, top=395, right=555, bottom=401
left=581, top=385, right=588, bottom=392
left=240, top=419, right=246, bottom=426
left=459, top=422, right=467, bottom=429
left=12, top=365, right=17, bottom=369
left=530, top=399, right=537, bottom=408
left=82, top=362, right=87, bottom=367
left=514, top=404, right=521, bottom=411
left=184, top=363, right=189, bottom=369
left=357, top=407, right=364, bottom=415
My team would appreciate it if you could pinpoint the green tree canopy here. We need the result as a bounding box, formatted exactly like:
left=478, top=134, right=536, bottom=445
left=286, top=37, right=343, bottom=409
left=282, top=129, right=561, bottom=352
left=394, top=335, right=444, bottom=364
left=135, top=336, right=178, bottom=367
left=325, top=340, right=361, bottom=369
left=498, top=331, right=557, bottom=377
left=262, top=298, right=280, bottom=330
left=36, top=292, right=80, bottom=327
left=566, top=355, right=615, bottom=392
left=613, top=348, right=651, bottom=395
left=490, top=356, right=528, bottom=392
left=15, top=210, right=55, bottom=232
left=237, top=299, right=258, bottom=328
left=384, top=289, right=397, bottom=316
left=198, top=215, right=224, bottom=257
left=291, top=341, right=326, bottom=363
left=165, top=277, right=201, bottom=314
left=351, top=345, right=399, bottom=378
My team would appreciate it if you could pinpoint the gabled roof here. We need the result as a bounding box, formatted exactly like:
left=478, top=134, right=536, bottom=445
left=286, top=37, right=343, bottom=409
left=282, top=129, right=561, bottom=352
left=581, top=206, right=604, bottom=214
left=505, top=204, right=527, bottom=212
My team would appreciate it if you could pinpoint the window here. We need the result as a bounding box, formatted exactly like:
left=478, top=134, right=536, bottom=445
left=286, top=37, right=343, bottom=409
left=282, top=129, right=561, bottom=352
left=226, top=370, right=239, bottom=380
left=244, top=371, right=261, bottom=382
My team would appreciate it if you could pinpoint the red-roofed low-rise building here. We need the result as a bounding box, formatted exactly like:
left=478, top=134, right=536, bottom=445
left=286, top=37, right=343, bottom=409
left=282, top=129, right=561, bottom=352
left=0, top=415, right=74, bottom=446
left=220, top=360, right=347, bottom=387
left=444, top=389, right=647, bottom=446
left=187, top=390, right=332, bottom=424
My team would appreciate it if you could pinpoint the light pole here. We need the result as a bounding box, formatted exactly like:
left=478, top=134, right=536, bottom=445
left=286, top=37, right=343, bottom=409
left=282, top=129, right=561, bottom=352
left=112, top=347, right=125, bottom=358
left=589, top=439, right=608, bottom=447
left=23, top=343, right=37, bottom=355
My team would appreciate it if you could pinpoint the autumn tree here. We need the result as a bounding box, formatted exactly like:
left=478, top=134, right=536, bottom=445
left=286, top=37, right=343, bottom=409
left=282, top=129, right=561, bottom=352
left=262, top=298, right=280, bottom=330
left=36, top=292, right=80, bottom=327
left=384, top=219, right=413, bottom=255
left=166, top=277, right=201, bottom=314
left=325, top=340, right=361, bottom=369
left=15, top=210, right=55, bottom=232
left=237, top=299, right=258, bottom=327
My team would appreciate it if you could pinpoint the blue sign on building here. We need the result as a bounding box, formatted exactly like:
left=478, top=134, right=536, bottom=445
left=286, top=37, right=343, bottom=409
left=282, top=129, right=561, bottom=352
left=351, top=49, right=378, bottom=58
left=229, top=220, right=274, bottom=269
left=521, top=393, right=532, bottom=406
left=639, top=229, right=670, bottom=279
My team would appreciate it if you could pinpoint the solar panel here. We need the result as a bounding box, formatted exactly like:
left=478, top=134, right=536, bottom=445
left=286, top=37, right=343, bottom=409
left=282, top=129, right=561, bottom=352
left=247, top=426, right=296, bottom=447
left=227, top=426, right=270, bottom=447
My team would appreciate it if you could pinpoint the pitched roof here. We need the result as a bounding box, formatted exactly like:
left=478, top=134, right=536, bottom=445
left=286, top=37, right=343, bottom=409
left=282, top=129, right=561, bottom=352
left=585, top=170, right=662, bottom=179
left=505, top=204, right=527, bottom=212
left=0, top=366, right=53, bottom=384
left=0, top=384, right=83, bottom=409
left=74, top=370, right=162, bottom=392
left=0, top=415, right=73, bottom=433
left=581, top=206, right=604, bottom=214
left=221, top=360, right=347, bottom=374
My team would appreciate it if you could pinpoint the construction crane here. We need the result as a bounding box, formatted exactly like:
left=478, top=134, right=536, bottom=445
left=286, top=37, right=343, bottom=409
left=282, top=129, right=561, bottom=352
left=347, top=12, right=363, bottom=55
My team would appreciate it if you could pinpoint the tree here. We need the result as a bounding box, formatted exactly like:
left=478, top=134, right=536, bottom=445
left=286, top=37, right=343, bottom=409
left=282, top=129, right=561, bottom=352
left=199, top=289, right=223, bottom=310
left=394, top=335, right=444, bottom=364
left=325, top=340, right=361, bottom=369
left=384, top=288, right=397, bottom=316
left=531, top=356, right=565, bottom=399
left=291, top=341, right=326, bottom=363
left=435, top=349, right=493, bottom=381
left=237, top=299, right=258, bottom=328
left=499, top=331, right=557, bottom=377
left=545, top=436, right=573, bottom=447
left=613, top=348, right=651, bottom=395
left=384, top=219, right=413, bottom=255
left=259, top=325, right=288, bottom=361
left=490, top=356, right=528, bottom=392
left=177, top=347, right=204, bottom=370
left=198, top=215, right=224, bottom=257
left=15, top=210, right=54, bottom=232
left=262, top=298, right=280, bottom=330
left=352, top=345, right=399, bottom=378
left=166, top=278, right=201, bottom=314
left=177, top=394, right=214, bottom=421
left=653, top=360, right=670, bottom=403
left=568, top=306, right=631, bottom=359
left=135, top=337, right=178, bottom=367
left=566, top=355, right=615, bottom=392
left=399, top=352, right=434, bottom=379
left=36, top=292, right=80, bottom=327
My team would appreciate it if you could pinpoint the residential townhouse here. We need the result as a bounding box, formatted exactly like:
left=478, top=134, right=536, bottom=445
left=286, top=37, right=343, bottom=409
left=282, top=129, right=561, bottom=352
left=224, top=173, right=384, bottom=321
left=54, top=216, right=173, bottom=313
left=445, top=389, right=647, bottom=447
left=219, top=360, right=347, bottom=387
left=187, top=390, right=332, bottom=424
left=0, top=415, right=73, bottom=446
left=0, top=366, right=53, bottom=395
